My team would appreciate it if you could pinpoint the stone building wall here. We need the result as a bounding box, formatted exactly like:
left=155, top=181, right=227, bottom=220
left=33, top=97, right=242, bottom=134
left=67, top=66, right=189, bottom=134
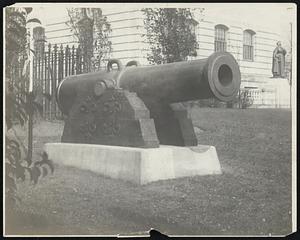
left=43, top=7, right=290, bottom=108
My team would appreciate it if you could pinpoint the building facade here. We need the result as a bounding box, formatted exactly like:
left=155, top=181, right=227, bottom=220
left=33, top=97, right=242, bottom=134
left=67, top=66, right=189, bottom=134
left=43, top=7, right=290, bottom=108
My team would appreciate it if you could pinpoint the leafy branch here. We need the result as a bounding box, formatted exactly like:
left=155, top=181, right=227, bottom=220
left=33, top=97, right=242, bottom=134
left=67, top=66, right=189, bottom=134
left=66, top=7, right=112, bottom=70
left=142, top=8, right=199, bottom=64
left=5, top=6, right=54, bottom=209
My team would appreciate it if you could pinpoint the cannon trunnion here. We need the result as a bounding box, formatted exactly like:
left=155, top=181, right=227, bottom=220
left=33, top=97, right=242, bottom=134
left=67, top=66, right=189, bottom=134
left=56, top=52, right=241, bottom=148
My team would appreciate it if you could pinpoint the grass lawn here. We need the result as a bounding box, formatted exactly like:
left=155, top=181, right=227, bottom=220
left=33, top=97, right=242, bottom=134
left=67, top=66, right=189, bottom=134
left=5, top=107, right=293, bottom=236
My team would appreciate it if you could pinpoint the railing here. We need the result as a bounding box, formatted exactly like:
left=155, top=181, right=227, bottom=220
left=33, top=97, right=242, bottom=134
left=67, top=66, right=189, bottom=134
left=32, top=44, right=93, bottom=120
left=245, top=88, right=277, bottom=108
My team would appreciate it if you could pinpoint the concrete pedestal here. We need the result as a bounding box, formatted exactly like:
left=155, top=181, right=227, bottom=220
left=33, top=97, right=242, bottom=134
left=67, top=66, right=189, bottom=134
left=44, top=143, right=222, bottom=185
left=241, top=76, right=291, bottom=108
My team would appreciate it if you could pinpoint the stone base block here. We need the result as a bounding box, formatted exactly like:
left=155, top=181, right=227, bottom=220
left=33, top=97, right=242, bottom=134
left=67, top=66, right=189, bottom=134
left=44, top=143, right=222, bottom=185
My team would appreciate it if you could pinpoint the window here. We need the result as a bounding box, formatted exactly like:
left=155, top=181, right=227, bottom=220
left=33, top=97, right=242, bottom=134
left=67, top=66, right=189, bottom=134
left=243, top=30, right=255, bottom=61
left=215, top=24, right=228, bottom=52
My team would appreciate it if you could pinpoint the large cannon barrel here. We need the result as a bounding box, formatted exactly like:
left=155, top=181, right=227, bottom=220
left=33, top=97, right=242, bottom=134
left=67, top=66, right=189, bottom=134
left=119, top=51, right=241, bottom=105
left=57, top=52, right=241, bottom=115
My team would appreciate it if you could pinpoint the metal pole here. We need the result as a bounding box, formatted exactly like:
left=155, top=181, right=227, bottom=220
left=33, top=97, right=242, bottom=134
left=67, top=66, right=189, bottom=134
left=27, top=94, right=33, bottom=162
left=290, top=22, right=292, bottom=109
left=27, top=26, right=34, bottom=162
left=238, top=88, right=241, bottom=109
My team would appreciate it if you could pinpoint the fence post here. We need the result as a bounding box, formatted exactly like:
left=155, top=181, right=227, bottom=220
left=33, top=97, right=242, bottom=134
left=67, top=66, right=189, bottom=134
left=47, top=43, right=52, bottom=119
left=27, top=44, right=88, bottom=121
left=68, top=45, right=72, bottom=75
left=71, top=45, right=75, bottom=75
left=50, top=44, right=55, bottom=120
left=76, top=45, right=81, bottom=74
left=43, top=48, right=47, bottom=118
left=59, top=44, right=63, bottom=81
left=33, top=26, right=45, bottom=57
left=65, top=45, right=69, bottom=77
left=33, top=27, right=45, bottom=118
left=27, top=26, right=34, bottom=163
left=238, top=89, right=241, bottom=109
left=52, top=44, right=58, bottom=119
left=57, top=44, right=64, bottom=119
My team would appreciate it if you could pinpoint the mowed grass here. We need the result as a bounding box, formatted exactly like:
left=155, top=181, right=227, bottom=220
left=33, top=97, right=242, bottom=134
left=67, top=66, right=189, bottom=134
left=6, top=108, right=292, bottom=236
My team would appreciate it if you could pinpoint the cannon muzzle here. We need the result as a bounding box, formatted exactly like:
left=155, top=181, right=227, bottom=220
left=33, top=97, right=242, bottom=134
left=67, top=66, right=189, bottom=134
left=56, top=52, right=241, bottom=147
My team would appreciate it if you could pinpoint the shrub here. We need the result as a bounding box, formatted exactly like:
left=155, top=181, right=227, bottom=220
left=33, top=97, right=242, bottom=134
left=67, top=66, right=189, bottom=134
left=5, top=7, right=54, bottom=212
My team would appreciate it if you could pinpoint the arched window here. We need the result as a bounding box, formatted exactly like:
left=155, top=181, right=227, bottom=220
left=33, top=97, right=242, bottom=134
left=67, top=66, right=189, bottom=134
left=215, top=24, right=228, bottom=52
left=243, top=29, right=255, bottom=60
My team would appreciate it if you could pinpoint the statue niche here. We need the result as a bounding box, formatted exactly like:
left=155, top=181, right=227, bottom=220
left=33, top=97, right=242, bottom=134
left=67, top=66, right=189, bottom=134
left=272, top=41, right=286, bottom=78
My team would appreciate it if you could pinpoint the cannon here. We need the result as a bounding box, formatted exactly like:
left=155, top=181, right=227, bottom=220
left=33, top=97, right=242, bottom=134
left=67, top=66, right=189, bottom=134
left=56, top=51, right=241, bottom=148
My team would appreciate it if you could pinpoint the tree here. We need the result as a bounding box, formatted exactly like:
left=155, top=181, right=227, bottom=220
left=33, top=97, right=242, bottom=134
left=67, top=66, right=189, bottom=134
left=142, top=8, right=199, bottom=64
left=5, top=7, right=53, bottom=213
left=66, top=8, right=112, bottom=71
